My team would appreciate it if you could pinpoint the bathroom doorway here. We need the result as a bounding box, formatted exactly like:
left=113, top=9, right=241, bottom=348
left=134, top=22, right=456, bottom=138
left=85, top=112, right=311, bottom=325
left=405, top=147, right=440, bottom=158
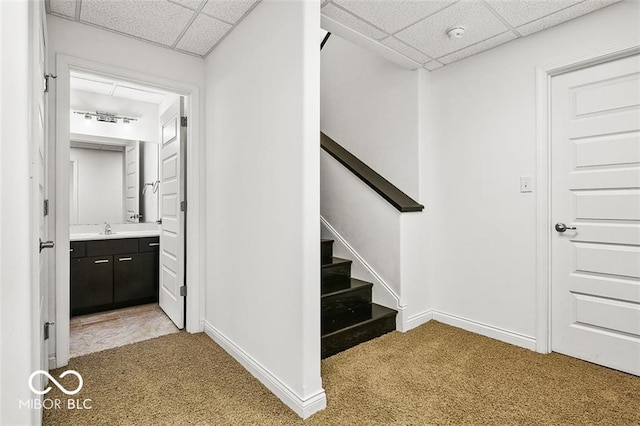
left=66, top=71, right=184, bottom=358
left=53, top=56, right=201, bottom=367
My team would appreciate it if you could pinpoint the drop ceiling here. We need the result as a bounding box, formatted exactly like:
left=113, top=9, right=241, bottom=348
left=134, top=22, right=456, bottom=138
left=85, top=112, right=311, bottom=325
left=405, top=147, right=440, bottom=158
left=322, top=0, right=622, bottom=70
left=46, top=0, right=260, bottom=57
left=48, top=0, right=622, bottom=68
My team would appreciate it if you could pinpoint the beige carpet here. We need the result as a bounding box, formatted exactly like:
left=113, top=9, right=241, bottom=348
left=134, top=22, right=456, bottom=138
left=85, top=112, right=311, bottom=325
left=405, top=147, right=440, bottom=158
left=44, top=321, right=640, bottom=425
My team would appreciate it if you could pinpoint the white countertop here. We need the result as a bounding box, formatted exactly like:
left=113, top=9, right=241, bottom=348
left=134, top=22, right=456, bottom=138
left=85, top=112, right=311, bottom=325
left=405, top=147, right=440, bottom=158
left=70, top=230, right=160, bottom=241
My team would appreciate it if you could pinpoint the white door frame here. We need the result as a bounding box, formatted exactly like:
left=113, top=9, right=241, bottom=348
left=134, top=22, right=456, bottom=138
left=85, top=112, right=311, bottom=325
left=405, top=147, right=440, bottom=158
left=534, top=42, right=640, bottom=354
left=54, top=54, right=204, bottom=367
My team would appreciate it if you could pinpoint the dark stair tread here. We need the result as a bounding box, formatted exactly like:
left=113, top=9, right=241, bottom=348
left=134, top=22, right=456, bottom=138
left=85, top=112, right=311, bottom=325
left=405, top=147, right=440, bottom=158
left=321, top=257, right=351, bottom=268
left=321, top=239, right=334, bottom=243
left=321, top=303, right=396, bottom=339
left=321, top=278, right=372, bottom=299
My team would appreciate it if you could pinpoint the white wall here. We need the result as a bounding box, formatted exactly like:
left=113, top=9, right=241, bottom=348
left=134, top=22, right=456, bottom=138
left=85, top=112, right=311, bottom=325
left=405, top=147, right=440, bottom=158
left=48, top=14, right=206, bottom=366
left=204, top=0, right=325, bottom=419
left=0, top=1, right=40, bottom=424
left=320, top=152, right=402, bottom=298
left=70, top=147, right=124, bottom=224
left=425, top=0, right=640, bottom=344
left=70, top=89, right=159, bottom=142
left=321, top=35, right=420, bottom=198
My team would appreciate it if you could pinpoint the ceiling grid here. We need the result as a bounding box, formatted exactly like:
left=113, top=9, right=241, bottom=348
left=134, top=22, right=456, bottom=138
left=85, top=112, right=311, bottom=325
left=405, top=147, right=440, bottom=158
left=321, top=0, right=622, bottom=70
left=47, top=0, right=622, bottom=69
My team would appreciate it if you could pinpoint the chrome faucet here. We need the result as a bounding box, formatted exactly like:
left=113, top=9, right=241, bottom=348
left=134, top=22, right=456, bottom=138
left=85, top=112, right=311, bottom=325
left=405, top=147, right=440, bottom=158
left=104, top=222, right=112, bottom=235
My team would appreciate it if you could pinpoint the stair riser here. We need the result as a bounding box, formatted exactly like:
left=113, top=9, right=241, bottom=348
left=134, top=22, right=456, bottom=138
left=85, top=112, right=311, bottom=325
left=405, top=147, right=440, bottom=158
left=321, top=287, right=371, bottom=319
left=322, top=303, right=372, bottom=335
left=321, top=240, right=333, bottom=265
left=321, top=263, right=351, bottom=292
left=321, top=315, right=396, bottom=359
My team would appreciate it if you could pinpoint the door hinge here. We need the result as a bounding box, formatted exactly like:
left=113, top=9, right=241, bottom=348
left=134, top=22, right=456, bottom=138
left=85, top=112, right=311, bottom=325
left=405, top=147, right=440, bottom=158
left=180, top=201, right=187, bottom=212
left=180, top=116, right=188, bottom=127
left=44, top=322, right=54, bottom=340
left=44, top=73, right=57, bottom=93
left=44, top=199, right=49, bottom=216
left=180, top=286, right=187, bottom=297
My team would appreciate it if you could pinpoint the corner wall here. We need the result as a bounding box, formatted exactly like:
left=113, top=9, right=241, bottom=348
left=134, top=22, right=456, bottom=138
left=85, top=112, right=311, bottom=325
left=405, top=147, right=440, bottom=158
left=204, top=0, right=325, bottom=418
left=424, top=0, right=640, bottom=347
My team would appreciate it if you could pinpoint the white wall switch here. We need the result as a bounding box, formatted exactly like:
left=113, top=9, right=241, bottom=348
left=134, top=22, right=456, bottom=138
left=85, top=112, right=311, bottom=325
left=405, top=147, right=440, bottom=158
left=520, top=176, right=533, bottom=193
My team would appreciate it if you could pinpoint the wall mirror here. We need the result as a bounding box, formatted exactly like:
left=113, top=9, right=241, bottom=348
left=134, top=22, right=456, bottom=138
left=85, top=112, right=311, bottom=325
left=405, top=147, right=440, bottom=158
left=69, top=133, right=159, bottom=225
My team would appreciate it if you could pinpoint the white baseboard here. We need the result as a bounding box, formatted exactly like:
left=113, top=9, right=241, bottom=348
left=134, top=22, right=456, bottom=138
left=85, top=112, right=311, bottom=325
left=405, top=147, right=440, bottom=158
left=432, top=311, right=536, bottom=351
left=48, top=355, right=58, bottom=370
left=401, top=310, right=433, bottom=332
left=203, top=321, right=327, bottom=419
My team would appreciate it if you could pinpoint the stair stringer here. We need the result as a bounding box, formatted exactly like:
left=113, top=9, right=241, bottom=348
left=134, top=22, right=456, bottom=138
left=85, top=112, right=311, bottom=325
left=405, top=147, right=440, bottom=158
left=321, top=216, right=406, bottom=330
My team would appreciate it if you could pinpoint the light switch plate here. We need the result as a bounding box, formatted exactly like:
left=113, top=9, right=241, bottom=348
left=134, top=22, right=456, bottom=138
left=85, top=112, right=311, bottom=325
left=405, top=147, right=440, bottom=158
left=520, top=176, right=533, bottom=193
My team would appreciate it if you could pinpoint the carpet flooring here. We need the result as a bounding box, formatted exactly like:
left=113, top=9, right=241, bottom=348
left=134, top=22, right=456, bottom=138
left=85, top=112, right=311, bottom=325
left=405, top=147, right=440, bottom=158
left=43, top=321, right=640, bottom=425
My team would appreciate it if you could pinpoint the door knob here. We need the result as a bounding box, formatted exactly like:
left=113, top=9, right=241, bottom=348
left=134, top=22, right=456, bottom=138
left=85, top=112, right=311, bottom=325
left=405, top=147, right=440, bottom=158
left=39, top=238, right=55, bottom=252
left=555, top=222, right=577, bottom=233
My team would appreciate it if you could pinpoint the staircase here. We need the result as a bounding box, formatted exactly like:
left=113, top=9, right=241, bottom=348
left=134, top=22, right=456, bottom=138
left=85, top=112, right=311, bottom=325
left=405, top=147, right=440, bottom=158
left=321, top=239, right=397, bottom=358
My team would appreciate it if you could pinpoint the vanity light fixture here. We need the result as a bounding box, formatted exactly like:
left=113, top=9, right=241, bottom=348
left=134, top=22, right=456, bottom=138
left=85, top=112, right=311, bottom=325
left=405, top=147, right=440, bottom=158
left=74, top=111, right=138, bottom=124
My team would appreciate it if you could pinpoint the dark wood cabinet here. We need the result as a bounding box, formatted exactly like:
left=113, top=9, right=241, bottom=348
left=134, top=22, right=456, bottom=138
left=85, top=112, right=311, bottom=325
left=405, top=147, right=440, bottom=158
left=70, top=237, right=159, bottom=316
left=113, top=252, right=158, bottom=303
left=70, top=255, right=113, bottom=310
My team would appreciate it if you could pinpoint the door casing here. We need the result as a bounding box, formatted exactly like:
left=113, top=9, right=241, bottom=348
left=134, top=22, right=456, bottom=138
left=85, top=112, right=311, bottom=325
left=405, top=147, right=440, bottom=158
left=53, top=54, right=204, bottom=368
left=534, top=41, right=640, bottom=354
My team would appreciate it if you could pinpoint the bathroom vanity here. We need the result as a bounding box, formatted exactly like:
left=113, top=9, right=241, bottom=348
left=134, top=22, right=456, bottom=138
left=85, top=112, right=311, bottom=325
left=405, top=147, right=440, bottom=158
left=70, top=233, right=160, bottom=316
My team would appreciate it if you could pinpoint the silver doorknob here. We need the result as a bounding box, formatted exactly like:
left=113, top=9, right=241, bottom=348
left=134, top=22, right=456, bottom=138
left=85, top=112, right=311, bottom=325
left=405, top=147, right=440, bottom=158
left=555, top=223, right=577, bottom=233
left=39, top=238, right=55, bottom=252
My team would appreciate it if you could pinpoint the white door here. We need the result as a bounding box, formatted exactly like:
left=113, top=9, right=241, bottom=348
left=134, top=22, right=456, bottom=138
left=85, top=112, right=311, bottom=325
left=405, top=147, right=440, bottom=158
left=125, top=141, right=140, bottom=223
left=31, top=0, right=51, bottom=381
left=551, top=54, right=640, bottom=376
left=158, top=97, right=185, bottom=328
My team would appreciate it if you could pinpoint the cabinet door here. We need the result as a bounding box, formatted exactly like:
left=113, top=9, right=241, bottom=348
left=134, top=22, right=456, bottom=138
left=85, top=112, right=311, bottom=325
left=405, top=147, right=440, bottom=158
left=70, top=255, right=113, bottom=312
left=113, top=252, right=158, bottom=303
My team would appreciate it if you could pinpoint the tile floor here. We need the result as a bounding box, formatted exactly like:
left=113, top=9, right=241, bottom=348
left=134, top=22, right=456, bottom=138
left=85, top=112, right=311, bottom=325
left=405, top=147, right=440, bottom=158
left=69, top=304, right=179, bottom=358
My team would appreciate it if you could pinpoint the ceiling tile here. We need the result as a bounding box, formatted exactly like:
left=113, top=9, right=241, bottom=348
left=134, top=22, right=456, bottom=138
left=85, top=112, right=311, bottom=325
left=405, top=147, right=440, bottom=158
left=424, top=61, right=444, bottom=71
left=485, top=0, right=582, bottom=28
left=176, top=13, right=231, bottom=56
left=438, top=31, right=516, bottom=64
left=80, top=0, right=195, bottom=46
left=517, top=0, right=622, bottom=36
left=395, top=1, right=508, bottom=58
left=333, top=0, right=456, bottom=34
left=201, top=0, right=257, bottom=24
left=322, top=3, right=387, bottom=40
left=168, top=0, right=204, bottom=10
left=50, top=0, right=76, bottom=18
left=382, top=37, right=431, bottom=64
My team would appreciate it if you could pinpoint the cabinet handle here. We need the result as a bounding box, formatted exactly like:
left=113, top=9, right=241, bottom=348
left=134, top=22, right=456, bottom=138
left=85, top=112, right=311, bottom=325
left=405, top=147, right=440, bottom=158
left=94, top=259, right=109, bottom=264
left=148, top=243, right=159, bottom=247
left=119, top=257, right=132, bottom=262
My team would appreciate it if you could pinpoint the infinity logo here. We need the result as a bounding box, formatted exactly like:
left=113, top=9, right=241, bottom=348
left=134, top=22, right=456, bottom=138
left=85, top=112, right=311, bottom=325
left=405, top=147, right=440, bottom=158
left=28, top=370, right=83, bottom=396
